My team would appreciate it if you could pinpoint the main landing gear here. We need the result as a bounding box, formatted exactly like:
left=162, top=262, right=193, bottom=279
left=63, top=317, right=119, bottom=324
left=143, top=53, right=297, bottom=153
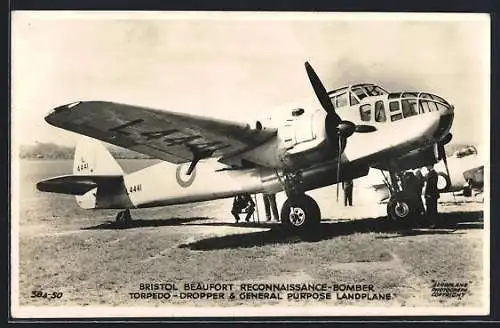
left=115, top=209, right=132, bottom=223
left=277, top=170, right=321, bottom=234
left=384, top=171, right=424, bottom=224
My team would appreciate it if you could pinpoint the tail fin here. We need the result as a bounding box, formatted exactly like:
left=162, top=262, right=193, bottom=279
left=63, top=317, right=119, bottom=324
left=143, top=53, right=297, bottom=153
left=73, top=137, right=127, bottom=209
left=73, top=137, right=123, bottom=176
left=37, top=137, right=131, bottom=209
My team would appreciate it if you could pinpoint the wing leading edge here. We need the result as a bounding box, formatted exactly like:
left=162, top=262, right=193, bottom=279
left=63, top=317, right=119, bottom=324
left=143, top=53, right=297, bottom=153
left=45, top=101, right=277, bottom=164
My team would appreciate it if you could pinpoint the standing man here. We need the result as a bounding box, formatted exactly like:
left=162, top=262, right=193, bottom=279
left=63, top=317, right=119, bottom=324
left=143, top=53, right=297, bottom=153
left=342, top=179, right=354, bottom=207
left=424, top=165, right=439, bottom=222
left=404, top=171, right=425, bottom=216
left=263, top=193, right=280, bottom=221
left=414, top=170, right=426, bottom=215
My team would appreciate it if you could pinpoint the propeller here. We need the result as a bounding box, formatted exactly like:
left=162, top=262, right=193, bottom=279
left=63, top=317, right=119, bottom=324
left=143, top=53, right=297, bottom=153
left=305, top=61, right=375, bottom=201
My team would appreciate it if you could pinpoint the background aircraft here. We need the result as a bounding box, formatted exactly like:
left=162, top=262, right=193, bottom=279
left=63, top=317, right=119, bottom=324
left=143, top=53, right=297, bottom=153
left=369, top=145, right=484, bottom=203
left=37, top=62, right=455, bottom=233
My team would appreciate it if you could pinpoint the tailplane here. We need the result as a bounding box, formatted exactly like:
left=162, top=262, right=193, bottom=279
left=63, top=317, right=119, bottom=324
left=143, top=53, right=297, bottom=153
left=37, top=137, right=132, bottom=210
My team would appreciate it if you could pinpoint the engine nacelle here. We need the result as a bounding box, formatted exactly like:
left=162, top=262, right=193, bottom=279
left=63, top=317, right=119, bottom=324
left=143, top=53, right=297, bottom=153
left=239, top=109, right=338, bottom=169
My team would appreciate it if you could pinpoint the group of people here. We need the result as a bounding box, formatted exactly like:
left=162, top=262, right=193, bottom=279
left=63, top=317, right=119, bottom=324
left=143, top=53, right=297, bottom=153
left=231, top=165, right=440, bottom=223
left=342, top=165, right=440, bottom=219
left=401, top=165, right=440, bottom=219
left=231, top=193, right=279, bottom=223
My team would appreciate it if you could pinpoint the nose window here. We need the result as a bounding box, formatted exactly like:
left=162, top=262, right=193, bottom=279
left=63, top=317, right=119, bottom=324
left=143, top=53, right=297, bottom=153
left=419, top=100, right=438, bottom=112
left=435, top=103, right=449, bottom=112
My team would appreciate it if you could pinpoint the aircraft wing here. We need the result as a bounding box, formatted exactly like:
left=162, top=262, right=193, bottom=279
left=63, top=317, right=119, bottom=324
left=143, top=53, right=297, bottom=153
left=45, top=101, right=277, bottom=164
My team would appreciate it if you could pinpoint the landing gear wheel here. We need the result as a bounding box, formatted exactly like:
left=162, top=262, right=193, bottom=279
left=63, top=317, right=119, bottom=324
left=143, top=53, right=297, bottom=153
left=387, top=192, right=419, bottom=226
left=115, top=209, right=132, bottom=223
left=280, top=194, right=321, bottom=234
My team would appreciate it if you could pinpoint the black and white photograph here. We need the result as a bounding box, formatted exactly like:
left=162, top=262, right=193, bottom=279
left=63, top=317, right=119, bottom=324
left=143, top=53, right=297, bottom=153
left=10, top=11, right=489, bottom=317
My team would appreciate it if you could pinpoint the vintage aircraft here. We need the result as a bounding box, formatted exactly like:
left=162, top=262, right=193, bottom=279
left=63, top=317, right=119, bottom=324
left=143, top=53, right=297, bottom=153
left=434, top=145, right=484, bottom=196
left=37, top=62, right=455, bottom=233
left=369, top=145, right=484, bottom=203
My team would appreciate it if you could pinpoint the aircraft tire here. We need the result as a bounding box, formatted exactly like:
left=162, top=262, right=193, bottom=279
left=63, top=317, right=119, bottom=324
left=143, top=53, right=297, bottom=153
left=116, top=209, right=132, bottom=223
left=280, top=194, right=321, bottom=234
left=437, top=172, right=451, bottom=193
left=387, top=192, right=419, bottom=224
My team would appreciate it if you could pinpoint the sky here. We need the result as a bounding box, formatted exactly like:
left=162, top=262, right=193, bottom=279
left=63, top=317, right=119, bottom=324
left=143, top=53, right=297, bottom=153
left=11, top=12, right=490, bottom=147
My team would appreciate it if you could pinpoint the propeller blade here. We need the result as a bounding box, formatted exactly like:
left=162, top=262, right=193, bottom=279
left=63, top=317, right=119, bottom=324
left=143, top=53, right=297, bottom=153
left=354, top=124, right=377, bottom=133
left=336, top=136, right=342, bottom=203
left=305, top=62, right=340, bottom=122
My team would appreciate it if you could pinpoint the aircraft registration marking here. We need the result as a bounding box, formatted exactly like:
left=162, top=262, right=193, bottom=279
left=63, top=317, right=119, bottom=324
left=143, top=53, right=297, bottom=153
left=108, top=120, right=232, bottom=152
left=128, top=184, right=142, bottom=193
left=75, top=158, right=90, bottom=172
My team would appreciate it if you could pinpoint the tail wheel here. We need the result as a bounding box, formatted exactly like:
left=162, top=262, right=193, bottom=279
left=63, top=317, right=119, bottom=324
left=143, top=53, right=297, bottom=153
left=116, top=209, right=132, bottom=223
left=387, top=192, right=419, bottom=222
left=280, top=194, right=321, bottom=234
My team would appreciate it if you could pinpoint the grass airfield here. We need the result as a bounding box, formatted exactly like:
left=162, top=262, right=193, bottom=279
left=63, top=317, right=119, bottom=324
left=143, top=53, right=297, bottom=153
left=15, top=159, right=485, bottom=310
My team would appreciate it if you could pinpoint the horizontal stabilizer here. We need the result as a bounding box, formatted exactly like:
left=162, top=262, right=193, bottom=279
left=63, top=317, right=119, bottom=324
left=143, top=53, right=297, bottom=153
left=36, top=174, right=123, bottom=195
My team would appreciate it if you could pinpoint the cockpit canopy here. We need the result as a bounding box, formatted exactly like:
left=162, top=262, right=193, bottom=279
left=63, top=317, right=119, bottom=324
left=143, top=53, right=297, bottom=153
left=327, top=83, right=453, bottom=124
left=328, top=84, right=388, bottom=109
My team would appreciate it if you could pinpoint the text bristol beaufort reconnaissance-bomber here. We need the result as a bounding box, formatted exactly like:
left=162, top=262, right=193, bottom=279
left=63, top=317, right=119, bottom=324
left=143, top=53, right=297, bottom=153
left=131, top=283, right=392, bottom=301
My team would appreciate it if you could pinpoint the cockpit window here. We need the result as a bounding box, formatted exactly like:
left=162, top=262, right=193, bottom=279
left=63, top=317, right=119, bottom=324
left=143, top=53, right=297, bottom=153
left=401, top=99, right=418, bottom=118
left=402, top=92, right=418, bottom=98
left=327, top=87, right=348, bottom=97
left=360, top=104, right=372, bottom=121
left=330, top=96, right=336, bottom=107
left=389, top=101, right=400, bottom=112
left=388, top=92, right=401, bottom=99
left=352, top=87, right=368, bottom=100
left=364, top=85, right=387, bottom=96
left=336, top=93, right=348, bottom=107
left=374, top=100, right=386, bottom=122
left=350, top=92, right=359, bottom=105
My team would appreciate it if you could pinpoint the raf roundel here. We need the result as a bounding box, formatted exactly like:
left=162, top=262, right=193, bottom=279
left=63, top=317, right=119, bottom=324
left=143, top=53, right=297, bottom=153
left=175, top=163, right=197, bottom=188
